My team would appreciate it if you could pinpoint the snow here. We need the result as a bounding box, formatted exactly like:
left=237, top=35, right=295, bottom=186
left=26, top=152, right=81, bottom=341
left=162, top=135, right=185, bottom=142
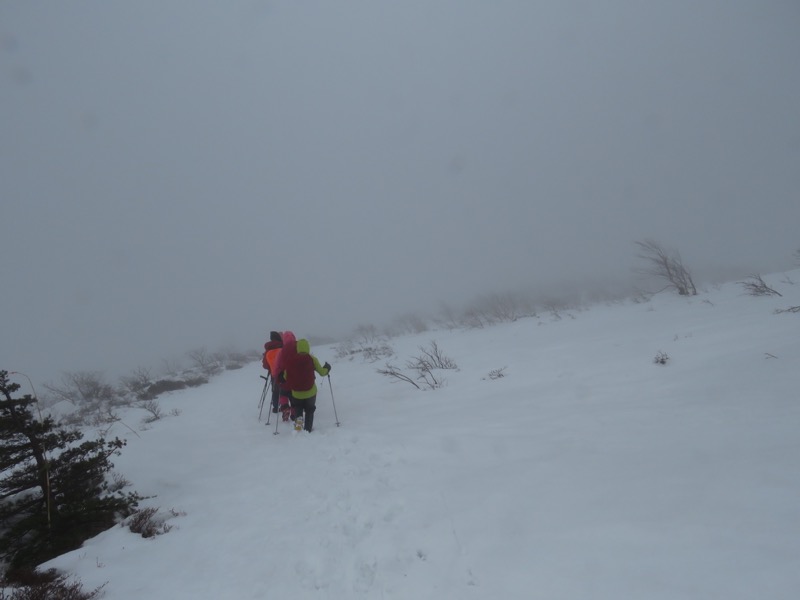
left=40, top=272, right=800, bottom=599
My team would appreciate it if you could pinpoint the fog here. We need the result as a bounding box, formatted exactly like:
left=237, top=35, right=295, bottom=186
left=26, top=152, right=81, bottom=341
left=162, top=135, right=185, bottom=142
left=2, top=1, right=799, bottom=387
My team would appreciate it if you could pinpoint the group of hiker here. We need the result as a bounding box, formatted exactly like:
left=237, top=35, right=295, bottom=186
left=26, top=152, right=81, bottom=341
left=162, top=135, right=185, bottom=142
left=262, top=331, right=330, bottom=432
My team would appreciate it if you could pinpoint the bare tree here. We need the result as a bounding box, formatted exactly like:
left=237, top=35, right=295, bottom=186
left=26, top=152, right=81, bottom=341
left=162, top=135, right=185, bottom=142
left=161, top=357, right=183, bottom=377
left=634, top=239, right=697, bottom=296
left=434, top=303, right=461, bottom=331
left=480, top=292, right=522, bottom=323
left=43, top=371, right=119, bottom=408
left=119, top=366, right=154, bottom=400
left=460, top=307, right=489, bottom=329
left=388, top=312, right=429, bottom=335
left=186, top=347, right=221, bottom=376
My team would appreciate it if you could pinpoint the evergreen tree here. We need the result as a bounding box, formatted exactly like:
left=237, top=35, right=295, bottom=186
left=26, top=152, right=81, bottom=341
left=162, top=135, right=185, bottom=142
left=0, top=370, right=140, bottom=573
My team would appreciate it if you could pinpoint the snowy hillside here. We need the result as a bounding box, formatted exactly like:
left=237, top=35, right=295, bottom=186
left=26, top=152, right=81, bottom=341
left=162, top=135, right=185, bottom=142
left=42, top=272, right=800, bottom=599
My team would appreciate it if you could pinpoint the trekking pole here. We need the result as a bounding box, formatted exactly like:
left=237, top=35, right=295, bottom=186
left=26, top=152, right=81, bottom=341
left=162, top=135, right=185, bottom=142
left=265, top=376, right=275, bottom=425
left=258, top=375, right=269, bottom=421
left=327, top=374, right=340, bottom=427
left=273, top=402, right=281, bottom=435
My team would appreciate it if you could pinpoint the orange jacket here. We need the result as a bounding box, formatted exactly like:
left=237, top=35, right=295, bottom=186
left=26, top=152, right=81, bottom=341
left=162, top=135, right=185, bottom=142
left=262, top=339, right=282, bottom=372
left=265, top=347, right=281, bottom=375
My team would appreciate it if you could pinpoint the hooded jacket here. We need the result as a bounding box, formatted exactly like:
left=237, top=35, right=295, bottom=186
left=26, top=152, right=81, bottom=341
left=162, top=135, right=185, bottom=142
left=283, top=338, right=329, bottom=399
left=271, top=331, right=297, bottom=390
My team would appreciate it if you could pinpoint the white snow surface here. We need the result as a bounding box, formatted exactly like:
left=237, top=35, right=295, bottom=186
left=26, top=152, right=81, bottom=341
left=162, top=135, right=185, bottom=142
left=40, top=272, right=800, bottom=599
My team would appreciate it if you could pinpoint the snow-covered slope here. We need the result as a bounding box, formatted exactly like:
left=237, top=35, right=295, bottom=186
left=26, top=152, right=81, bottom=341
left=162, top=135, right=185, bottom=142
left=43, top=272, right=800, bottom=599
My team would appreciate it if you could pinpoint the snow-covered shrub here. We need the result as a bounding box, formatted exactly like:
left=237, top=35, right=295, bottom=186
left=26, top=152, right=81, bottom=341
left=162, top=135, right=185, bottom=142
left=119, top=366, right=154, bottom=400
left=0, top=571, right=106, bottom=599
left=125, top=507, right=184, bottom=539
left=138, top=399, right=163, bottom=423
left=142, top=376, right=208, bottom=400
left=377, top=341, right=457, bottom=390
left=186, top=348, right=223, bottom=377
left=486, top=367, right=507, bottom=380
left=43, top=371, right=126, bottom=425
left=334, top=325, right=395, bottom=363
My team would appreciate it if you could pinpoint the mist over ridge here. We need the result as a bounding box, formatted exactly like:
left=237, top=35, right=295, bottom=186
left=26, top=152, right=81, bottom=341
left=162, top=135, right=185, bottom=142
left=2, top=1, right=798, bottom=386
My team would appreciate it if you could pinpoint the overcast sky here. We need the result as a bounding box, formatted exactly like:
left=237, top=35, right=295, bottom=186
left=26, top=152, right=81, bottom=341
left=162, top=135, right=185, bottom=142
left=2, top=1, right=799, bottom=387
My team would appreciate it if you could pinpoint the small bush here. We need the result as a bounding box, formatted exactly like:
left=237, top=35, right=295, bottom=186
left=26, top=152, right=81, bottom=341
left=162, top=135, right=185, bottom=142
left=486, top=367, right=507, bottom=380
left=126, top=508, right=170, bottom=538
left=42, top=371, right=125, bottom=425
left=144, top=379, right=187, bottom=399
left=186, top=348, right=222, bottom=377
left=653, top=351, right=670, bottom=365
left=738, top=274, right=782, bottom=297
left=333, top=327, right=394, bottom=363
left=107, top=472, right=132, bottom=493
left=333, top=340, right=356, bottom=360
left=377, top=341, right=457, bottom=390
left=417, top=341, right=458, bottom=371
left=137, top=400, right=163, bottom=423
left=387, top=313, right=429, bottom=335
left=119, top=367, right=154, bottom=400
left=0, top=570, right=105, bottom=599
left=362, top=343, right=395, bottom=363
left=142, top=376, right=207, bottom=400
left=125, top=507, right=184, bottom=538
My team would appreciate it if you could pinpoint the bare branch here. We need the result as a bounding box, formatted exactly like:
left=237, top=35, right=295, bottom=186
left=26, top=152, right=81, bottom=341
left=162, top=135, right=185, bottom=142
left=376, top=363, right=421, bottom=389
left=634, top=239, right=697, bottom=296
left=738, top=274, right=782, bottom=297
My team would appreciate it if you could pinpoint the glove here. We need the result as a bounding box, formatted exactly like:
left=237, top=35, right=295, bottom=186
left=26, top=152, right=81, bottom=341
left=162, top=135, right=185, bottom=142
left=323, top=362, right=331, bottom=373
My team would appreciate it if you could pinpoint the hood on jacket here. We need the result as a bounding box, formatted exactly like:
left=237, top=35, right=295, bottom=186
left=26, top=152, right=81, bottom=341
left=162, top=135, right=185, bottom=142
left=296, top=339, right=310, bottom=354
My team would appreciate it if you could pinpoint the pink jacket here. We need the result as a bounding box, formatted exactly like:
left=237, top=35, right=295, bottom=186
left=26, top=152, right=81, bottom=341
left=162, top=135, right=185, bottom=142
left=273, top=330, right=297, bottom=388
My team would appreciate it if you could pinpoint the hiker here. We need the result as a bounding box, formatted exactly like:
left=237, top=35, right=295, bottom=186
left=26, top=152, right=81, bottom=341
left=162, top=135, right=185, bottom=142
left=282, top=338, right=330, bottom=432
left=272, top=331, right=297, bottom=421
left=262, top=331, right=283, bottom=413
